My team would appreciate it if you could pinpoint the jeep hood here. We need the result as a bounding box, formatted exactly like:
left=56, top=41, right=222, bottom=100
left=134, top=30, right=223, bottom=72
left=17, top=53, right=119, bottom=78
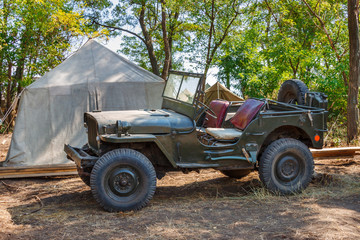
left=85, top=109, right=194, bottom=135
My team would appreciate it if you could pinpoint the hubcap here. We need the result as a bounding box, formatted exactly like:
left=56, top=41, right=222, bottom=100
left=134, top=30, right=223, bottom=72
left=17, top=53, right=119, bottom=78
left=108, top=168, right=139, bottom=196
left=276, top=156, right=300, bottom=182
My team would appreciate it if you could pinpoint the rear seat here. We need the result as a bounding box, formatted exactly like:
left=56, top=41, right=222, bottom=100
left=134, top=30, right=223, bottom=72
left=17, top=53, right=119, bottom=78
left=205, top=99, right=265, bottom=140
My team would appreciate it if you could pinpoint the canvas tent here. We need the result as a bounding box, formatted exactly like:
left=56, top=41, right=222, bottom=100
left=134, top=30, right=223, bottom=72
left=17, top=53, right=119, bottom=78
left=1, top=40, right=164, bottom=177
left=205, top=82, right=243, bottom=105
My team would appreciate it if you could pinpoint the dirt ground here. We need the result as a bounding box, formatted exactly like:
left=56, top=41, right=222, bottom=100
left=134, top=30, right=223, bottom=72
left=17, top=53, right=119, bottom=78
left=0, top=133, right=360, bottom=240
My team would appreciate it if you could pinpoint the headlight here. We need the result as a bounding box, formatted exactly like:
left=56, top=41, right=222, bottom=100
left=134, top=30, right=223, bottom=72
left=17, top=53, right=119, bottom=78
left=117, top=120, right=131, bottom=137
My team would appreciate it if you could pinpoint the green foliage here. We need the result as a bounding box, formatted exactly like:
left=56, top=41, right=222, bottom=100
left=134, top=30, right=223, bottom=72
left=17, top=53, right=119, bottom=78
left=0, top=0, right=89, bottom=128
left=217, top=0, right=348, bottom=116
left=82, top=0, right=241, bottom=78
left=184, top=0, right=241, bottom=74
left=78, top=0, right=352, bottom=135
left=1, top=0, right=87, bottom=77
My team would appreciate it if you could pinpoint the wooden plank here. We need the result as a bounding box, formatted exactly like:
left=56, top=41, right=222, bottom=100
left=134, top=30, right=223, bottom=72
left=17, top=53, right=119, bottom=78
left=0, top=164, right=77, bottom=179
left=311, top=147, right=360, bottom=158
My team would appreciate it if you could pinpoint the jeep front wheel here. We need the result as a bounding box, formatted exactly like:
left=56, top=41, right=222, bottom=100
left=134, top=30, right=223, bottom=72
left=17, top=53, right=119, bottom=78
left=259, top=138, right=314, bottom=195
left=90, top=149, right=157, bottom=212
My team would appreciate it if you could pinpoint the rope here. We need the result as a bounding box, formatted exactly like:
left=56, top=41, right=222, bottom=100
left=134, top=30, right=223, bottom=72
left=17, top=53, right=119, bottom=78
left=2, top=112, right=16, bottom=133
left=1, top=94, right=19, bottom=123
left=0, top=89, right=24, bottom=128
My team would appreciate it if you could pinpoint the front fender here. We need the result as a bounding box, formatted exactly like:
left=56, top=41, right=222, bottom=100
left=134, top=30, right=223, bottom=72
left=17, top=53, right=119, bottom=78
left=99, top=134, right=176, bottom=167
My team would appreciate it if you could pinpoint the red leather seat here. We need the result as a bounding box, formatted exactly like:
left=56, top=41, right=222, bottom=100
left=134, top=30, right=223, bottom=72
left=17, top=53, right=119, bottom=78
left=203, top=100, right=230, bottom=128
left=230, top=99, right=265, bottom=130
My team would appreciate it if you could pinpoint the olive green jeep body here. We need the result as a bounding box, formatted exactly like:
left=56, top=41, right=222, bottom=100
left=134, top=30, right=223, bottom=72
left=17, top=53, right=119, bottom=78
left=65, top=71, right=328, bottom=212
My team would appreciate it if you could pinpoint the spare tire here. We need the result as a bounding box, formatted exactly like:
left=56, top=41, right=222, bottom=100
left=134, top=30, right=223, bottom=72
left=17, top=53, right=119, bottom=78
left=277, top=79, right=309, bottom=105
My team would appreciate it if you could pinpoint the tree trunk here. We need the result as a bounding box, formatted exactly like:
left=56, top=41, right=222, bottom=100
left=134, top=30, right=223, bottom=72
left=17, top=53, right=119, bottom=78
left=160, top=0, right=171, bottom=80
left=6, top=63, right=12, bottom=111
left=5, top=62, right=12, bottom=128
left=168, top=11, right=179, bottom=72
left=139, top=5, right=160, bottom=76
left=347, top=0, right=360, bottom=142
left=202, top=0, right=215, bottom=91
left=226, top=72, right=230, bottom=89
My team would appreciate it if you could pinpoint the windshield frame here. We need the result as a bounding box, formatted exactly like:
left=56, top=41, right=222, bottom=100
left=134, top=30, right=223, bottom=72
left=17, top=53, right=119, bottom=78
left=162, top=71, right=204, bottom=106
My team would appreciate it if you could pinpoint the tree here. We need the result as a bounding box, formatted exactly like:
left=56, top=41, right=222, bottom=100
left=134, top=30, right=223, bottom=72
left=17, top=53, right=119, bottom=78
left=217, top=0, right=349, bottom=115
left=0, top=0, right=87, bottom=129
left=218, top=0, right=322, bottom=98
left=347, top=0, right=360, bottom=141
left=187, top=0, right=241, bottom=87
left=83, top=0, right=242, bottom=85
left=84, top=0, right=192, bottom=79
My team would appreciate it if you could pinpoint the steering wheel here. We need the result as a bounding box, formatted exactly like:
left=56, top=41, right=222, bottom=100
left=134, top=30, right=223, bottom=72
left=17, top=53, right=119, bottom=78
left=195, top=100, right=217, bottom=119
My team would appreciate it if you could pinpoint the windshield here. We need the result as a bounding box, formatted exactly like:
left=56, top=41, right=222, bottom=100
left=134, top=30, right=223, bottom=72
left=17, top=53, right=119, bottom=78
left=163, top=72, right=201, bottom=104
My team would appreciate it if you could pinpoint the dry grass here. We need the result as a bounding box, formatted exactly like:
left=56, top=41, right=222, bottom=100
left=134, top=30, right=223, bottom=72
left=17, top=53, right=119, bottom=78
left=324, top=118, right=360, bottom=147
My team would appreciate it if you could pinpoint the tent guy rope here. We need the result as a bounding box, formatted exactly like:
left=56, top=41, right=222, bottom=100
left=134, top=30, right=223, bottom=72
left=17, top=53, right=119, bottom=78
left=0, top=91, right=22, bottom=127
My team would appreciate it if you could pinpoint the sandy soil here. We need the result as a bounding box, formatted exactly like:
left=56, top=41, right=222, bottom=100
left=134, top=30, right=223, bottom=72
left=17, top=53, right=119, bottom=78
left=0, top=134, right=359, bottom=240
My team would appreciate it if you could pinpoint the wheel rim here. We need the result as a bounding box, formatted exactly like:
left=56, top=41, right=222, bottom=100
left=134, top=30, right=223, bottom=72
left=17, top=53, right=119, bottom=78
left=106, top=167, right=139, bottom=197
left=284, top=93, right=297, bottom=104
left=275, top=153, right=303, bottom=184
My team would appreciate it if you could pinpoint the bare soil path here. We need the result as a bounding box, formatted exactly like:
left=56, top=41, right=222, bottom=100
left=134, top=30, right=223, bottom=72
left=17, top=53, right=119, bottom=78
left=0, top=134, right=359, bottom=240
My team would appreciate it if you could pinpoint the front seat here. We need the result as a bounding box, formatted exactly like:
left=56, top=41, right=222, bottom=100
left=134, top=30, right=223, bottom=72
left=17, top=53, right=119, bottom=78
left=203, top=99, right=230, bottom=128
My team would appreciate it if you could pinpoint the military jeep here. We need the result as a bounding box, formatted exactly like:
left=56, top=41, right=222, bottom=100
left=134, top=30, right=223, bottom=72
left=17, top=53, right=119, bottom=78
left=65, top=71, right=328, bottom=212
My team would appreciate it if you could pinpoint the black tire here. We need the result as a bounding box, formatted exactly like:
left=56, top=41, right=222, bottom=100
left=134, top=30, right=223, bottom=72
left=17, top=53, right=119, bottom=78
left=220, top=169, right=252, bottom=179
left=259, top=138, right=314, bottom=195
left=90, top=149, right=157, bottom=212
left=77, top=166, right=91, bottom=186
left=278, top=79, right=309, bottom=105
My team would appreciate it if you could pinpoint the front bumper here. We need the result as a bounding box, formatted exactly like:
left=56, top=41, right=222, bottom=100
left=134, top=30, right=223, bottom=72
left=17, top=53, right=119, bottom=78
left=64, top=144, right=98, bottom=168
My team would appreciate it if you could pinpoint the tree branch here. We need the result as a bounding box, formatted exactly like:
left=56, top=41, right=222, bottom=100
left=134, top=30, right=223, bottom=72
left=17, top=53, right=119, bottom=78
left=301, top=0, right=348, bottom=87
left=92, top=20, right=146, bottom=44
left=264, top=0, right=283, bottom=32
left=301, top=0, right=340, bottom=60
left=207, top=5, right=240, bottom=73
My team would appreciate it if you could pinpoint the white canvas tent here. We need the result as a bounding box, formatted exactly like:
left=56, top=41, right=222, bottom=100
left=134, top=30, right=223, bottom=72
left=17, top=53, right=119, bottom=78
left=1, top=40, right=164, bottom=176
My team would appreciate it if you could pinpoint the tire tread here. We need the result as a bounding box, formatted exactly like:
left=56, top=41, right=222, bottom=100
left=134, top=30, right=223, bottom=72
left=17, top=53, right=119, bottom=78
left=278, top=79, right=309, bottom=105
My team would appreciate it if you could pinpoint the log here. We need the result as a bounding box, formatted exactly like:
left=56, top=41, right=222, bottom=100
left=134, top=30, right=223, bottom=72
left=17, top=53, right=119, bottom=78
left=0, top=164, right=77, bottom=179
left=311, top=147, right=360, bottom=158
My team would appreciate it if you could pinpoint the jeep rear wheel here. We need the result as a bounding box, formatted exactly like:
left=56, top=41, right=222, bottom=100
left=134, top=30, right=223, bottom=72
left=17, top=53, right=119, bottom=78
left=259, top=138, right=314, bottom=195
left=90, top=149, right=157, bottom=212
left=278, top=79, right=309, bottom=105
left=220, top=169, right=252, bottom=179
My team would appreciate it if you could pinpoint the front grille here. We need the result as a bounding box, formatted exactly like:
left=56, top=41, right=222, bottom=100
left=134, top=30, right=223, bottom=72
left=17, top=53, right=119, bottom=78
left=87, top=115, right=99, bottom=150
